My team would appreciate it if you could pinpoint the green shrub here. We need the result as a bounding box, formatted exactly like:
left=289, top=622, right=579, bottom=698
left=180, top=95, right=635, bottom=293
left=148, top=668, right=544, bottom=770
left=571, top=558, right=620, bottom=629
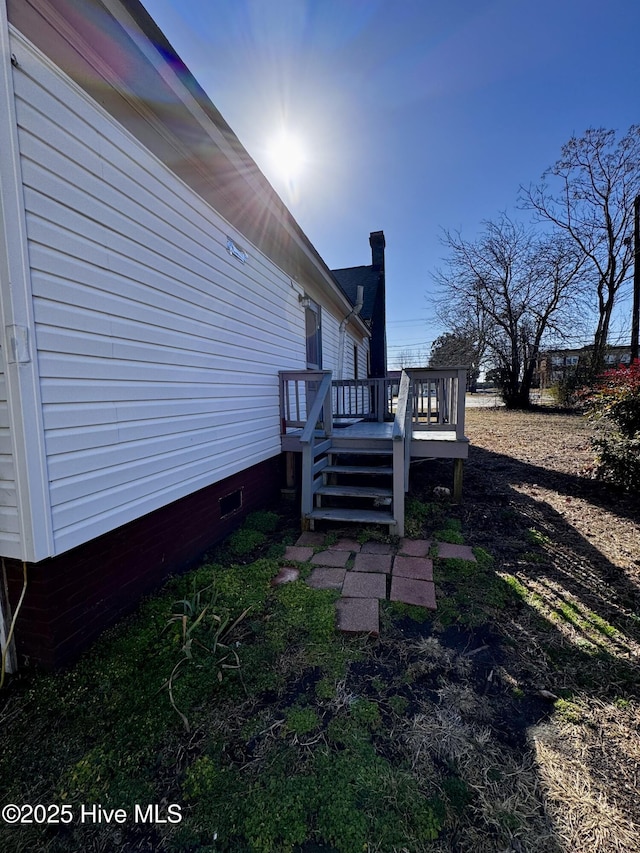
left=315, top=676, right=336, bottom=700
left=163, top=583, right=253, bottom=730
left=434, top=517, right=464, bottom=544
left=434, top=528, right=464, bottom=544
left=580, top=359, right=640, bottom=493
left=591, top=434, right=640, bottom=493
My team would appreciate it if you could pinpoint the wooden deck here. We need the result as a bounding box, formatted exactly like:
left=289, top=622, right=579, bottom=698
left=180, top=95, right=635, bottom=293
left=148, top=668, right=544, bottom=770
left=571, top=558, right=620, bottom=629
left=279, top=368, right=469, bottom=536
left=283, top=421, right=469, bottom=459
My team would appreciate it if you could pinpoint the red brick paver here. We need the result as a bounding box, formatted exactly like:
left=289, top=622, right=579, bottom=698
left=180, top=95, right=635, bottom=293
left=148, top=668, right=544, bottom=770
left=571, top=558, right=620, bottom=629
left=330, top=538, right=362, bottom=552
left=436, top=543, right=477, bottom=562
left=296, top=532, right=326, bottom=547
left=307, top=568, right=347, bottom=590
left=271, top=566, right=300, bottom=586
left=342, top=571, right=387, bottom=599
left=398, top=538, right=432, bottom=557
left=336, top=598, right=380, bottom=635
left=360, top=541, right=392, bottom=555
left=352, top=553, right=392, bottom=574
left=299, top=538, right=444, bottom=633
left=311, top=550, right=351, bottom=568
left=393, top=556, right=433, bottom=581
left=390, top=576, right=437, bottom=609
left=284, top=545, right=314, bottom=562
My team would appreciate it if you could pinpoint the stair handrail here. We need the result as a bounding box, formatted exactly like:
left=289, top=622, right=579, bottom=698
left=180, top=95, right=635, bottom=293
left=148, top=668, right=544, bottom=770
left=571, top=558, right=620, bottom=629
left=300, top=371, right=333, bottom=521
left=392, top=369, right=411, bottom=442
left=391, top=369, right=411, bottom=537
left=300, top=371, right=333, bottom=444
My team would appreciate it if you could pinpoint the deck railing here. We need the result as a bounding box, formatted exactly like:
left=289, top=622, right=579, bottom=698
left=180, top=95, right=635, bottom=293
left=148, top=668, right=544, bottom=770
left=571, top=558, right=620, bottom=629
left=280, top=370, right=333, bottom=521
left=280, top=368, right=466, bottom=437
left=279, top=370, right=332, bottom=432
left=406, top=367, right=467, bottom=440
left=281, top=372, right=395, bottom=429
left=331, top=378, right=393, bottom=422
left=279, top=367, right=467, bottom=535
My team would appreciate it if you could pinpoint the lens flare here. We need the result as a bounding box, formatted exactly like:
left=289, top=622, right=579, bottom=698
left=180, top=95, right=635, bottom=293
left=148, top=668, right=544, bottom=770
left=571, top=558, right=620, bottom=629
left=267, top=130, right=306, bottom=183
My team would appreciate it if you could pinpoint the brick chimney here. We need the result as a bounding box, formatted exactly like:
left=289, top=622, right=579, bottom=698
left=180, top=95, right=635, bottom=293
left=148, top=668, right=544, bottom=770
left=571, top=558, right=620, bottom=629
left=369, top=230, right=385, bottom=272
left=368, top=231, right=387, bottom=378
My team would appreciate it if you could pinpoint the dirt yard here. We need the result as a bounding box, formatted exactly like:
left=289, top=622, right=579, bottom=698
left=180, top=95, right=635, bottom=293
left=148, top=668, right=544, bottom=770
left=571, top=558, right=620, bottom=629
left=415, top=406, right=640, bottom=852
left=463, top=407, right=640, bottom=576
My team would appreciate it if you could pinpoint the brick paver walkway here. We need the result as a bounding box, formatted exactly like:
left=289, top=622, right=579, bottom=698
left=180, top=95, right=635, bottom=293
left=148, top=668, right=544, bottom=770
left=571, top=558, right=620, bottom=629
left=277, top=535, right=477, bottom=636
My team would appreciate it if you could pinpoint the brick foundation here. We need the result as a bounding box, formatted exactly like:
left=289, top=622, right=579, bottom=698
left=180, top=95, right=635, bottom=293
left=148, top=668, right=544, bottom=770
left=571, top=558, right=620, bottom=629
left=4, top=454, right=283, bottom=669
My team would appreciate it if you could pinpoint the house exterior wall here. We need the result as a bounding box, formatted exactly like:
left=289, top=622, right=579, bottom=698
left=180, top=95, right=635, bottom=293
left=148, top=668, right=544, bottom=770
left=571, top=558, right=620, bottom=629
left=341, top=333, right=367, bottom=379
left=8, top=29, right=316, bottom=558
left=0, top=346, right=19, bottom=556
left=320, top=310, right=340, bottom=372
left=0, top=3, right=54, bottom=566
left=0, top=0, right=372, bottom=668
left=4, top=454, right=282, bottom=669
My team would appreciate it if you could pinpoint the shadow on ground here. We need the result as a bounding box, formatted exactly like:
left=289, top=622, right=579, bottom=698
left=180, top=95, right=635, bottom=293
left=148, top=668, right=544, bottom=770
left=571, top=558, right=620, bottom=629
left=405, top=444, right=640, bottom=851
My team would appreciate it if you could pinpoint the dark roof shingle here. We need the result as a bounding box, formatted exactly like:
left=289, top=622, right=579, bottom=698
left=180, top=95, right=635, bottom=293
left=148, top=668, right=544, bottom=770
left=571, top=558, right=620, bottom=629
left=331, top=265, right=379, bottom=321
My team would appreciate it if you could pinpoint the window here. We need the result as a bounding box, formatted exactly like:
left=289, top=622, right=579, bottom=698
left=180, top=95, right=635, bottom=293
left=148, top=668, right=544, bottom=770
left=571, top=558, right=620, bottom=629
left=353, top=344, right=359, bottom=380
left=305, top=300, right=322, bottom=369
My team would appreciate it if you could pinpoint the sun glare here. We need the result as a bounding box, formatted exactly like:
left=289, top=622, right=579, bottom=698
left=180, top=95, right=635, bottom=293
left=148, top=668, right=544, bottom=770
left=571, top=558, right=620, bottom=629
left=267, top=130, right=306, bottom=183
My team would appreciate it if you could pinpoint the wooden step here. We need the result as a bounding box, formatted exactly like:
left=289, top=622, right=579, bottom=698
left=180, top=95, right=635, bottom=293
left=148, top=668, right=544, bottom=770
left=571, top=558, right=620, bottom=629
left=330, top=447, right=392, bottom=457
left=307, top=508, right=395, bottom=525
left=324, top=464, right=393, bottom=476
left=330, top=440, right=393, bottom=452
left=316, top=484, right=393, bottom=499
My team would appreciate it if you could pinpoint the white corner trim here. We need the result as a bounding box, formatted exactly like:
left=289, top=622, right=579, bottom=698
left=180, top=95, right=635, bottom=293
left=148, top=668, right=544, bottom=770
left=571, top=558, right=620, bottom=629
left=0, top=3, right=54, bottom=562
left=0, top=560, right=17, bottom=674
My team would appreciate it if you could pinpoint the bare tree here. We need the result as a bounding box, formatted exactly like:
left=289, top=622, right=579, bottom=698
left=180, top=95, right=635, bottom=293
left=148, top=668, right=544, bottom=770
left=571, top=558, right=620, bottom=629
left=435, top=215, right=584, bottom=407
left=521, top=126, right=640, bottom=370
left=434, top=280, right=490, bottom=393
left=393, top=348, right=428, bottom=370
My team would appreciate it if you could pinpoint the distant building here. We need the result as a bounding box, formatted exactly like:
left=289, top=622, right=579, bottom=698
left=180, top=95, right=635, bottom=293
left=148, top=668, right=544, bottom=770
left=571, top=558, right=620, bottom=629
left=538, top=345, right=632, bottom=385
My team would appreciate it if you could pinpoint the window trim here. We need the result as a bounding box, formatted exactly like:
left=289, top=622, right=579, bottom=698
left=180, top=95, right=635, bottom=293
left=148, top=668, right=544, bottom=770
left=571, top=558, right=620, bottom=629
left=305, top=299, right=322, bottom=369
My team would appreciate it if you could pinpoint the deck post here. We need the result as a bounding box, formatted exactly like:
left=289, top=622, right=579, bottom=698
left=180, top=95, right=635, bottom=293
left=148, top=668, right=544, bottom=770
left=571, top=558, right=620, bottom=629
left=456, top=369, right=466, bottom=440
left=377, top=380, right=384, bottom=422
left=285, top=452, right=296, bottom=489
left=392, top=438, right=405, bottom=537
left=453, top=458, right=464, bottom=502
left=301, top=441, right=313, bottom=522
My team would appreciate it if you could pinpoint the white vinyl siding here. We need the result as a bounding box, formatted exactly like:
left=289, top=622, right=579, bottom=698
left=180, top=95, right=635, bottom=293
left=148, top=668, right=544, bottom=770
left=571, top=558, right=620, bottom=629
left=344, top=333, right=363, bottom=380
left=0, top=347, right=20, bottom=557
left=359, top=340, right=369, bottom=378
left=11, top=31, right=317, bottom=554
left=319, top=311, right=340, bottom=374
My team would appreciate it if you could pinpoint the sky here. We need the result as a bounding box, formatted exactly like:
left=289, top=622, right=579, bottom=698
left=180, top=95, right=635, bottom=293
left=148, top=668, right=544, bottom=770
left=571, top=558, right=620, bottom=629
left=141, top=0, right=640, bottom=366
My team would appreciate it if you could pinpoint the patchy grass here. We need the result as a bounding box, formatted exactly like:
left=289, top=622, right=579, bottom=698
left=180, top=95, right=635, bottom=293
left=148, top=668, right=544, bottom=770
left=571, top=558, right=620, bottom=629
left=0, top=513, right=445, bottom=853
left=2, top=408, right=639, bottom=852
